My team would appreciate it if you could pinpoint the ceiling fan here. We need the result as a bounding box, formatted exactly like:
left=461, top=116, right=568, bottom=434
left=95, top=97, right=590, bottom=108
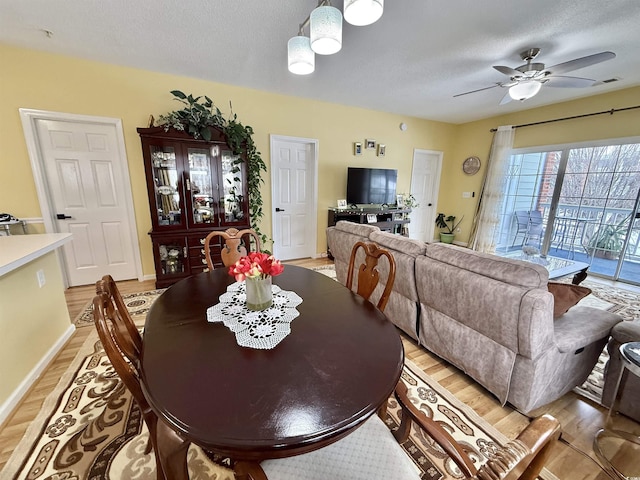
left=454, top=48, right=616, bottom=104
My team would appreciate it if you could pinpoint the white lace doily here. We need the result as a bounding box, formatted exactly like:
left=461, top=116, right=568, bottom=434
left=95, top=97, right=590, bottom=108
left=206, top=281, right=303, bottom=349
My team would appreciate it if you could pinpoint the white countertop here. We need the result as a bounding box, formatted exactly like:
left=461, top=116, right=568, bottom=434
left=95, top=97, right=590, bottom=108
left=0, top=233, right=72, bottom=277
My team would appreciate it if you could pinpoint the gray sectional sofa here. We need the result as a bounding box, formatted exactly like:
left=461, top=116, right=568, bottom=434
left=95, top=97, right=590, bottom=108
left=327, top=220, right=622, bottom=414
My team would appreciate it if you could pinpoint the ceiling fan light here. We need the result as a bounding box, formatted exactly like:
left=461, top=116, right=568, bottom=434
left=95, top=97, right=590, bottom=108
left=288, top=35, right=315, bottom=75
left=508, top=81, right=542, bottom=101
left=344, top=0, right=384, bottom=26
left=310, top=5, right=342, bottom=55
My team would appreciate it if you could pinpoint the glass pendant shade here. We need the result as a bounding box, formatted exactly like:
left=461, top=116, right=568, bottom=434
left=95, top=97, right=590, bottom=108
left=508, top=80, right=542, bottom=101
left=310, top=5, right=342, bottom=55
left=343, top=0, right=384, bottom=26
left=288, top=35, right=315, bottom=75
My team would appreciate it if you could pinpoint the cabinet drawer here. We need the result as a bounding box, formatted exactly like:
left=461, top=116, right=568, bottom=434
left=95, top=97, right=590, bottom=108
left=189, top=246, right=223, bottom=267
left=188, top=235, right=211, bottom=247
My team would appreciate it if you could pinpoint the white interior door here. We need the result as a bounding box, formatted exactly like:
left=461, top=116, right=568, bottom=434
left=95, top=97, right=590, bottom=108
left=24, top=114, right=140, bottom=286
left=409, top=149, right=442, bottom=242
left=270, top=135, right=318, bottom=260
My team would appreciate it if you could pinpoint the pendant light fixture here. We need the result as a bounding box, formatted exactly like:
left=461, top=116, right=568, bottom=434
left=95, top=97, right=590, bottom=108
left=310, top=3, right=342, bottom=55
left=288, top=32, right=315, bottom=75
left=287, top=0, right=382, bottom=75
left=508, top=80, right=542, bottom=101
left=343, top=0, right=384, bottom=26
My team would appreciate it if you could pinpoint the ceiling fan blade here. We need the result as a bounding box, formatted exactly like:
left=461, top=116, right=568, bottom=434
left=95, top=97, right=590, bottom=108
left=453, top=84, right=500, bottom=97
left=499, top=91, right=513, bottom=105
left=493, top=65, right=523, bottom=77
left=547, top=51, right=616, bottom=75
left=545, top=75, right=597, bottom=88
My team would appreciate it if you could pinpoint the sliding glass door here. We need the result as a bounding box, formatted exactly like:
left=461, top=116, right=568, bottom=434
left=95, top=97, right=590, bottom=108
left=496, top=139, right=640, bottom=285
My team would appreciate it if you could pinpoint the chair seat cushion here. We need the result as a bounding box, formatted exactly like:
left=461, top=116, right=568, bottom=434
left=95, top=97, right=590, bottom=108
left=261, top=414, right=421, bottom=480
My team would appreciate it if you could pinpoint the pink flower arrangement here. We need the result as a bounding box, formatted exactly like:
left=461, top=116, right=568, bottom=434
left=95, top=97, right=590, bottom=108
left=228, top=252, right=285, bottom=282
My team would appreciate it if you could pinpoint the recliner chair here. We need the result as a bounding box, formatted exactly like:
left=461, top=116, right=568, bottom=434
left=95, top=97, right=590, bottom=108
left=601, top=321, right=640, bottom=422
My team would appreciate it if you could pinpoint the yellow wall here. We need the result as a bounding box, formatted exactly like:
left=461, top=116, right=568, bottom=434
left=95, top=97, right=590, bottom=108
left=0, top=251, right=71, bottom=404
left=2, top=43, right=639, bottom=272
left=444, top=86, right=640, bottom=242
left=0, top=44, right=456, bottom=276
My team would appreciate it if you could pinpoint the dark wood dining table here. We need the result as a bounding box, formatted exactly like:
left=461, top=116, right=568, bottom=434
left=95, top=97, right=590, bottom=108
left=140, top=265, right=404, bottom=469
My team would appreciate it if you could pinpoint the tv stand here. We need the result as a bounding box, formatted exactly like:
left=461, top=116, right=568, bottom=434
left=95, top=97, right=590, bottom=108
left=328, top=207, right=410, bottom=235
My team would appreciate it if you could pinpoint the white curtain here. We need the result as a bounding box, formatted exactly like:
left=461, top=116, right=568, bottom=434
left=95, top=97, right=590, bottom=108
left=469, top=125, right=515, bottom=253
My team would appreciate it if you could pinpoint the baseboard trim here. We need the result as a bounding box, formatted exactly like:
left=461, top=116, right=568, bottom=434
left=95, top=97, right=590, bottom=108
left=0, top=324, right=76, bottom=426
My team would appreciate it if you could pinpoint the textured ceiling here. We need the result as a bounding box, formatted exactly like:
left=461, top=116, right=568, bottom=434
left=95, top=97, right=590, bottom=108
left=2, top=0, right=639, bottom=124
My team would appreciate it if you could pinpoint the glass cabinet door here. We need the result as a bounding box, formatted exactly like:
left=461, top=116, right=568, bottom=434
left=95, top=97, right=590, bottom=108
left=187, top=146, right=217, bottom=226
left=220, top=149, right=246, bottom=224
left=157, top=240, right=187, bottom=276
left=151, top=146, right=182, bottom=227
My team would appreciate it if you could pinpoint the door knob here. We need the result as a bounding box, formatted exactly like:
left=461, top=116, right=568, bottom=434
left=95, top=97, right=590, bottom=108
left=56, top=214, right=72, bottom=219
left=275, top=208, right=285, bottom=212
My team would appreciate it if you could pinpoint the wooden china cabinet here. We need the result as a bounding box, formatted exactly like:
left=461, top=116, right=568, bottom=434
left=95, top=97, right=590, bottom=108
left=138, top=126, right=250, bottom=288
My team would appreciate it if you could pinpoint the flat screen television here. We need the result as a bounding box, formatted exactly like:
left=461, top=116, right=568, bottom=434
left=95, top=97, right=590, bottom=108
left=346, top=167, right=398, bottom=205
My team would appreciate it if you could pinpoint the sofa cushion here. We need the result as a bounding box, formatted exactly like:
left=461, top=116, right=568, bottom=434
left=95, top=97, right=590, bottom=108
left=548, top=282, right=592, bottom=318
left=369, top=231, right=426, bottom=256
left=335, top=220, right=380, bottom=237
left=553, top=306, right=621, bottom=352
left=425, top=243, right=549, bottom=288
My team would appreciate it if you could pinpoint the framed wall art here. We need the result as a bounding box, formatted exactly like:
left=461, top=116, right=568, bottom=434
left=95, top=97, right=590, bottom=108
left=337, top=199, right=347, bottom=209
left=365, top=139, right=376, bottom=149
left=377, top=144, right=386, bottom=157
left=354, top=142, right=362, bottom=156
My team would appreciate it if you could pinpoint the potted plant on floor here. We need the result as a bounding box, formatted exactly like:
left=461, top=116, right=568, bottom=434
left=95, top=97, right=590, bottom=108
left=435, top=213, right=464, bottom=244
left=584, top=214, right=630, bottom=259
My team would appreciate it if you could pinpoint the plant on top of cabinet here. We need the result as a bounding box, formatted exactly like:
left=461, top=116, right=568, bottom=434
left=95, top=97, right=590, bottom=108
left=157, top=90, right=267, bottom=244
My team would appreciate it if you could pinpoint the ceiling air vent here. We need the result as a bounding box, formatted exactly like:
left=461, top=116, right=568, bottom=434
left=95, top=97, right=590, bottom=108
left=601, top=77, right=620, bottom=83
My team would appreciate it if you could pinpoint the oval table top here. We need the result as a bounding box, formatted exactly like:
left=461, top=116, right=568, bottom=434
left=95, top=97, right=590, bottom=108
left=140, top=265, right=404, bottom=461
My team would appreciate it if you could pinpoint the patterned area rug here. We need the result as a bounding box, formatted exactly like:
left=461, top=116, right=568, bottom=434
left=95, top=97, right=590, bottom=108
left=72, top=289, right=165, bottom=327
left=2, top=289, right=556, bottom=480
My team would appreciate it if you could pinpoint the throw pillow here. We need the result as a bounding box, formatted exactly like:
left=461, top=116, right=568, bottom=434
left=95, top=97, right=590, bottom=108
left=548, top=282, right=592, bottom=318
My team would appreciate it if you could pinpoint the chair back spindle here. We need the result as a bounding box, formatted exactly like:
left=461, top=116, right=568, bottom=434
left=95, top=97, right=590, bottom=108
left=95, top=275, right=142, bottom=364
left=203, top=228, right=262, bottom=270
left=346, top=241, right=396, bottom=313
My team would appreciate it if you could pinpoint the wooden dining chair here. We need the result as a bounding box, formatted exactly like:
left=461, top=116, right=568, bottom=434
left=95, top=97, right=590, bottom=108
left=346, top=241, right=396, bottom=313
left=153, top=364, right=560, bottom=480
left=92, top=291, right=166, bottom=480
left=203, top=227, right=262, bottom=270
left=95, top=274, right=142, bottom=364
left=230, top=381, right=562, bottom=480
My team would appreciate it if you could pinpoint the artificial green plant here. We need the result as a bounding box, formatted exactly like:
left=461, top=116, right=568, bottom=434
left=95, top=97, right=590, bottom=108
left=157, top=90, right=268, bottom=245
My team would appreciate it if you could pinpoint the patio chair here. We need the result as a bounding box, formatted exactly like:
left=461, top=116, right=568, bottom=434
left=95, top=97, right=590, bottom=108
left=512, top=210, right=544, bottom=247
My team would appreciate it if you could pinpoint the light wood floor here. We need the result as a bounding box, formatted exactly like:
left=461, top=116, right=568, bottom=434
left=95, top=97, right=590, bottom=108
left=1, top=257, right=638, bottom=478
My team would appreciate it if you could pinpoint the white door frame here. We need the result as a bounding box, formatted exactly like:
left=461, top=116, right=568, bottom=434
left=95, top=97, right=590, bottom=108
left=269, top=134, right=319, bottom=259
left=19, top=109, right=143, bottom=285
left=411, top=149, right=443, bottom=242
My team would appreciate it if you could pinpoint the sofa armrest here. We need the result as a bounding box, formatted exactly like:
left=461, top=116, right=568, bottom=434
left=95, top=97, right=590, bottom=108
left=609, top=320, right=640, bottom=343
left=602, top=321, right=640, bottom=421
left=553, top=306, right=622, bottom=353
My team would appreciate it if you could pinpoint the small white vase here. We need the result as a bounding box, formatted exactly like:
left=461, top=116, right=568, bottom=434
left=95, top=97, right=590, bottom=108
left=245, top=276, right=273, bottom=311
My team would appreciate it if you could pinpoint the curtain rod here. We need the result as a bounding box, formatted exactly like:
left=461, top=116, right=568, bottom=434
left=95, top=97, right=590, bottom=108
left=489, top=104, right=640, bottom=132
